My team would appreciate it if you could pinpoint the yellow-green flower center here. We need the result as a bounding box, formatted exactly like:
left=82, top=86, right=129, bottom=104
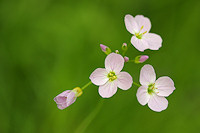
left=135, top=26, right=147, bottom=39
left=107, top=71, right=117, bottom=82
left=147, top=83, right=156, bottom=95
left=135, top=33, right=143, bottom=39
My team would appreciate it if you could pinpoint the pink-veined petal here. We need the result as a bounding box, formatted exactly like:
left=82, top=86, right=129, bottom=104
left=54, top=90, right=76, bottom=110
left=135, top=15, right=151, bottom=33
left=54, top=90, right=70, bottom=104
left=140, top=64, right=156, bottom=86
left=131, top=36, right=149, bottom=52
left=98, top=81, right=118, bottom=98
left=136, top=85, right=150, bottom=105
left=105, top=53, right=124, bottom=74
left=117, top=72, right=133, bottom=90
left=155, top=76, right=175, bottom=97
left=66, top=91, right=76, bottom=106
left=124, top=14, right=139, bottom=34
left=148, top=94, right=168, bottom=112
left=57, top=104, right=68, bottom=110
left=89, top=68, right=108, bottom=86
left=143, top=33, right=162, bottom=50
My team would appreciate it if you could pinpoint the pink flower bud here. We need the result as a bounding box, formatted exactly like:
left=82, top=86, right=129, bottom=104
left=134, top=55, right=149, bottom=63
left=54, top=87, right=82, bottom=110
left=139, top=55, right=149, bottom=63
left=115, top=50, right=119, bottom=54
left=124, top=56, right=129, bottom=62
left=100, top=44, right=107, bottom=52
left=122, top=43, right=128, bottom=51
left=122, top=43, right=127, bottom=47
left=100, top=44, right=111, bottom=55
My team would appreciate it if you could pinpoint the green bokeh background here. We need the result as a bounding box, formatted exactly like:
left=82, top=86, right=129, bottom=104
left=1, top=0, right=200, bottom=132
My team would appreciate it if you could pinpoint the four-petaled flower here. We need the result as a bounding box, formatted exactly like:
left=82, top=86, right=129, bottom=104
left=136, top=64, right=175, bottom=112
left=90, top=53, right=133, bottom=98
left=124, top=14, right=162, bottom=52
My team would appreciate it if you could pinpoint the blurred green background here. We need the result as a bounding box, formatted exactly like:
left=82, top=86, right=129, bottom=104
left=0, top=0, right=200, bottom=132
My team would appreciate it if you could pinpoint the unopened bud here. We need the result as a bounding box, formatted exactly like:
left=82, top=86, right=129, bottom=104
left=124, top=56, right=129, bottom=62
left=135, top=55, right=149, bottom=63
left=100, top=44, right=111, bottom=55
left=122, top=43, right=128, bottom=51
left=115, top=50, right=119, bottom=54
left=54, top=87, right=82, bottom=110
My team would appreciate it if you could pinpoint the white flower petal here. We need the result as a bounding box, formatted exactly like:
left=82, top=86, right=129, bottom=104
left=98, top=81, right=118, bottom=98
left=135, top=15, right=151, bottom=33
left=124, top=14, right=139, bottom=34
left=148, top=94, right=168, bottom=112
left=140, top=64, right=156, bottom=86
left=89, top=68, right=108, bottom=85
left=143, top=33, right=162, bottom=50
left=136, top=85, right=150, bottom=105
left=155, top=76, right=175, bottom=97
left=117, top=72, right=133, bottom=90
left=131, top=36, right=149, bottom=52
left=105, top=53, right=124, bottom=74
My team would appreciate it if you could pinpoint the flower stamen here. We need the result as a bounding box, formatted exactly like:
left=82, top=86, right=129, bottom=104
left=142, top=31, right=147, bottom=35
left=147, top=83, right=156, bottom=95
left=135, top=26, right=147, bottom=39
left=107, top=71, right=117, bottom=82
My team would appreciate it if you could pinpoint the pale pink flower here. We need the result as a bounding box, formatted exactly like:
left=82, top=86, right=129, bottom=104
left=124, top=14, right=162, bottom=52
left=124, top=56, right=129, bottom=62
left=90, top=53, right=133, bottom=98
left=54, top=87, right=82, bottom=110
left=136, top=64, right=175, bottom=112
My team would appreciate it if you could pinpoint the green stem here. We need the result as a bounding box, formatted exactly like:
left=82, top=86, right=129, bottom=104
left=81, top=81, right=92, bottom=90
left=122, top=42, right=132, bottom=56
left=133, top=82, right=141, bottom=87
left=74, top=99, right=104, bottom=133
left=122, top=49, right=127, bottom=56
left=127, top=59, right=135, bottom=63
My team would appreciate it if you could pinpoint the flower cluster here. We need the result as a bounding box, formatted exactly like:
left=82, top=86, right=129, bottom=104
left=54, top=14, right=175, bottom=112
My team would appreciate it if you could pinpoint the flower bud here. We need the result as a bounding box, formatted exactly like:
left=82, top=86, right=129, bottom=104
left=135, top=55, right=149, bottom=63
left=115, top=50, right=119, bottom=54
left=124, top=56, right=129, bottom=62
left=54, top=87, right=82, bottom=110
left=100, top=44, right=111, bottom=55
left=122, top=43, right=128, bottom=51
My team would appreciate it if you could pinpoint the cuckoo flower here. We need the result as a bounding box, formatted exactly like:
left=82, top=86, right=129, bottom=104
left=90, top=53, right=133, bottom=98
left=124, top=14, right=162, bottom=52
left=54, top=87, right=82, bottom=110
left=136, top=64, right=175, bottom=112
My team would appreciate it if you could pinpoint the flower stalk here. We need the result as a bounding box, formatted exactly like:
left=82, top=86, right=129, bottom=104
left=81, top=81, right=92, bottom=90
